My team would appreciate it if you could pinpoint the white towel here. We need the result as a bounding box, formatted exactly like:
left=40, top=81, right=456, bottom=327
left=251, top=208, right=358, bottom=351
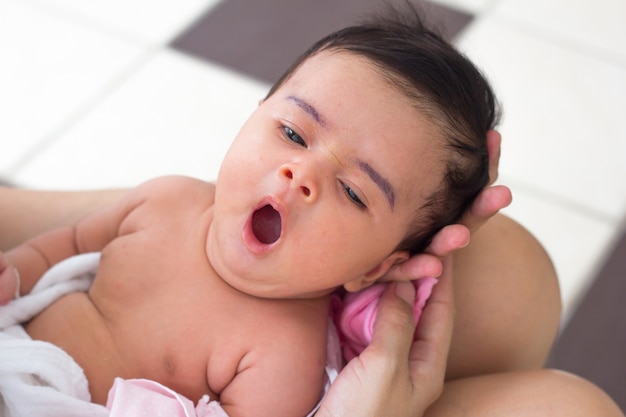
left=0, top=253, right=108, bottom=417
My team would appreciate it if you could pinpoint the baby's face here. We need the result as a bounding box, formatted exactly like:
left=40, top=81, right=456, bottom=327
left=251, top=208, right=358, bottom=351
left=208, top=51, right=443, bottom=299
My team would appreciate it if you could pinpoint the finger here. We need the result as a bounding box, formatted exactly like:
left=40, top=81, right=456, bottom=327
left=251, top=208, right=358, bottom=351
left=381, top=253, right=443, bottom=282
left=425, top=224, right=470, bottom=258
left=368, top=282, right=417, bottom=360
left=0, top=267, right=19, bottom=305
left=462, top=185, right=512, bottom=232
left=486, top=129, right=502, bottom=186
left=408, top=256, right=454, bottom=380
left=0, top=253, right=8, bottom=271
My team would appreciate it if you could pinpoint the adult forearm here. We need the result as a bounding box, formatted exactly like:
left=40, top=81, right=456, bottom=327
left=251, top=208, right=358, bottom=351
left=0, top=186, right=127, bottom=250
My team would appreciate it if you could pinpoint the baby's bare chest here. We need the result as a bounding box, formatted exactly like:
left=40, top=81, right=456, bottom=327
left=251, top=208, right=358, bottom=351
left=89, top=239, right=267, bottom=398
left=28, top=280, right=268, bottom=403
left=103, top=234, right=332, bottom=399
left=56, top=213, right=326, bottom=402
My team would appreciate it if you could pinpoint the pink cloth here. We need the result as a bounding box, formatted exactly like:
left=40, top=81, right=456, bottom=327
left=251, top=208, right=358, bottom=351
left=337, top=278, right=438, bottom=361
left=107, top=378, right=228, bottom=417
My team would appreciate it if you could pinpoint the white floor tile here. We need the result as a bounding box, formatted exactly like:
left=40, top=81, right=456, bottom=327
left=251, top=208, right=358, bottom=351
left=25, top=0, right=222, bottom=44
left=0, top=0, right=144, bottom=178
left=501, top=179, right=618, bottom=323
left=495, top=0, right=626, bottom=63
left=457, top=18, right=626, bottom=222
left=13, top=50, right=270, bottom=189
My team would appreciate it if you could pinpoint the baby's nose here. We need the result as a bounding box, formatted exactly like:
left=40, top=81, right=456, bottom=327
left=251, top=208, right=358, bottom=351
left=280, top=165, right=314, bottom=199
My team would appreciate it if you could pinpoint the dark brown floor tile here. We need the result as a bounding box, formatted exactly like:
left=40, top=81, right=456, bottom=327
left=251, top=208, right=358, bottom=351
left=171, top=0, right=472, bottom=84
left=547, top=225, right=626, bottom=413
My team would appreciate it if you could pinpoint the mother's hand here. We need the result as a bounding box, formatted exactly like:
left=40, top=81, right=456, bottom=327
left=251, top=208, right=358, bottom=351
left=316, top=257, right=455, bottom=417
left=383, top=130, right=512, bottom=282
left=455, top=129, right=512, bottom=233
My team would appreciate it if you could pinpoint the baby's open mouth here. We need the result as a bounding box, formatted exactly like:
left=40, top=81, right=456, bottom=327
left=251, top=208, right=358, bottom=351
left=251, top=204, right=282, bottom=244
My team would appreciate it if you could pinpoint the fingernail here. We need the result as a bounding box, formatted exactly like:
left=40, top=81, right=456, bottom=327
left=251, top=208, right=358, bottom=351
left=395, top=281, right=416, bottom=304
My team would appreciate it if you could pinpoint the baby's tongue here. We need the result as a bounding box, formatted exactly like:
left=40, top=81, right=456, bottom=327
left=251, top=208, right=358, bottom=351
left=251, top=205, right=281, bottom=244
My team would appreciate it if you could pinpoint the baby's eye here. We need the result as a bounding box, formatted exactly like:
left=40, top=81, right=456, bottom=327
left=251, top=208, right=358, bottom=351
left=342, top=183, right=366, bottom=209
left=283, top=126, right=307, bottom=147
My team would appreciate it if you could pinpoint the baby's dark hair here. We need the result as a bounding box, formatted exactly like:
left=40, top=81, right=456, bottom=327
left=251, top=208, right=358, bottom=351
left=266, top=6, right=501, bottom=255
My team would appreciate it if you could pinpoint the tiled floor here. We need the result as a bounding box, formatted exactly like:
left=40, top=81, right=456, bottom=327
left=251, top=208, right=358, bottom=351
left=2, top=0, right=625, bottom=384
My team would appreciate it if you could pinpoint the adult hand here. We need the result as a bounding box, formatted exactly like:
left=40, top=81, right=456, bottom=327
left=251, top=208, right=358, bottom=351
left=383, top=130, right=512, bottom=281
left=316, top=257, right=455, bottom=417
left=457, top=129, right=512, bottom=233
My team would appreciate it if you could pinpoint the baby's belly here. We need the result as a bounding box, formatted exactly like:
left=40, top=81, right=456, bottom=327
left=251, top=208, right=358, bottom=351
left=25, top=292, right=127, bottom=404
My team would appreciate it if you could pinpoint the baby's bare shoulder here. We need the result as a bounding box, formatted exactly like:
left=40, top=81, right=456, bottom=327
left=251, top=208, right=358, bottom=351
left=217, top=302, right=329, bottom=416
left=116, top=176, right=215, bottom=229
left=133, top=176, right=215, bottom=203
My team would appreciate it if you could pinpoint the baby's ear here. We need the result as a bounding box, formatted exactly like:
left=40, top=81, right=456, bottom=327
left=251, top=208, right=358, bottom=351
left=343, top=251, right=410, bottom=292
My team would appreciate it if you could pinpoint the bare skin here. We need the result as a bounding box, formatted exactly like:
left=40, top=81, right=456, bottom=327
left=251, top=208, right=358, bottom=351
left=0, top=184, right=561, bottom=381
left=447, top=213, right=561, bottom=379
left=0, top=123, right=621, bottom=416
left=1, top=185, right=623, bottom=417
left=315, top=247, right=623, bottom=417
left=1, top=51, right=469, bottom=416
left=7, top=178, right=328, bottom=417
left=426, top=370, right=625, bottom=417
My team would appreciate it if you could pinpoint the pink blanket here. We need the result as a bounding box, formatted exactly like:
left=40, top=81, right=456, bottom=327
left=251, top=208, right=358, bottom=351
left=107, top=379, right=227, bottom=417
left=337, top=278, right=438, bottom=361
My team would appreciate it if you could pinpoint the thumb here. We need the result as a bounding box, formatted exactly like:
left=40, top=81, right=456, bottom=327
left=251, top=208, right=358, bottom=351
left=395, top=280, right=417, bottom=305
left=369, top=281, right=417, bottom=359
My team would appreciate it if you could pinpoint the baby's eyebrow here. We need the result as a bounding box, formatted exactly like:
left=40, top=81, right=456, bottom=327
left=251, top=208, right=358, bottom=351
left=358, top=160, right=395, bottom=210
left=286, top=95, right=393, bottom=209
left=287, top=95, right=327, bottom=128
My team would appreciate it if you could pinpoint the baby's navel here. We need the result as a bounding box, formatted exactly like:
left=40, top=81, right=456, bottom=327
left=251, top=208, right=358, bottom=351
left=162, top=353, right=178, bottom=376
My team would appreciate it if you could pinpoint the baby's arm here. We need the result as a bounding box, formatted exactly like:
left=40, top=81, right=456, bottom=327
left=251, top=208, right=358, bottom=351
left=1, top=185, right=144, bottom=298
left=217, top=326, right=327, bottom=417
left=1, top=226, right=88, bottom=297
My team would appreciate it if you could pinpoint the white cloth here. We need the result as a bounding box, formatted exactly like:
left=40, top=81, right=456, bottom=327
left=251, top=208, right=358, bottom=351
left=0, top=253, right=108, bottom=417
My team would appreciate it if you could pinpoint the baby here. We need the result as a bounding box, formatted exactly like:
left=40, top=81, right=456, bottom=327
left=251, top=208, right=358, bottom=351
left=0, top=8, right=499, bottom=417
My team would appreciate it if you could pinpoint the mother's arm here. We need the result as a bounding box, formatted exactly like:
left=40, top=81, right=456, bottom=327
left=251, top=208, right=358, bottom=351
left=0, top=181, right=223, bottom=251
left=0, top=186, right=127, bottom=250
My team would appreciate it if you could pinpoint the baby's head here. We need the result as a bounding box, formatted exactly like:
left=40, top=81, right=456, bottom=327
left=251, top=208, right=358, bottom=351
left=266, top=8, right=500, bottom=255
left=210, top=8, right=500, bottom=298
